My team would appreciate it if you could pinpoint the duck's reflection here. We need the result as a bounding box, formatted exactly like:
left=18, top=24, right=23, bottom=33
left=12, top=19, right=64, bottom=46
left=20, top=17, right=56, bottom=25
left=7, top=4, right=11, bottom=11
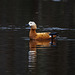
left=28, top=39, right=56, bottom=72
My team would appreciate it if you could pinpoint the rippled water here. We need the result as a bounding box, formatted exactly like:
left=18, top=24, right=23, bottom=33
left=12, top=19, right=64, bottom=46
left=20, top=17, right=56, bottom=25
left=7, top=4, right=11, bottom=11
left=0, top=27, right=75, bottom=75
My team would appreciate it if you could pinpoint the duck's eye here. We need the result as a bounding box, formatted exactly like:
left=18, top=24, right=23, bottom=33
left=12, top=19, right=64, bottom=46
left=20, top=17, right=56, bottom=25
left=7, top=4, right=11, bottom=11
left=30, top=23, right=32, bottom=24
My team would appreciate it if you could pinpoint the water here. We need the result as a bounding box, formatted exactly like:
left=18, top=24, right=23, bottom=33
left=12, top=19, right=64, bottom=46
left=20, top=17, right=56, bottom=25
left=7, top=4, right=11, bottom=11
left=0, top=0, right=75, bottom=75
left=0, top=27, right=75, bottom=75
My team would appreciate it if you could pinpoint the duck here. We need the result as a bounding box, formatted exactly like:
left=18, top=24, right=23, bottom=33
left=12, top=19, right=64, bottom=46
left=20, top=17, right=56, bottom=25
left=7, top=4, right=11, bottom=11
left=26, top=21, right=57, bottom=40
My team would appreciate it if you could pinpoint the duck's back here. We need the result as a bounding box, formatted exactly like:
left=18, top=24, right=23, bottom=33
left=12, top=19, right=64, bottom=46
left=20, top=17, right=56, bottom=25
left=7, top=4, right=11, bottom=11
left=36, top=32, right=51, bottom=40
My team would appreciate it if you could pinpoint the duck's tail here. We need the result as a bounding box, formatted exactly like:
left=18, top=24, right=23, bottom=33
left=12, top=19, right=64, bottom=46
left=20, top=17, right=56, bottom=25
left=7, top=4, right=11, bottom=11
left=49, top=32, right=58, bottom=39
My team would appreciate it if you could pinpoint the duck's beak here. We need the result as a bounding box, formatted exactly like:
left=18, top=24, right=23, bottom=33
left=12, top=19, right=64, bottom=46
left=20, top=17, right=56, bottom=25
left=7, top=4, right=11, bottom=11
left=25, top=24, right=29, bottom=26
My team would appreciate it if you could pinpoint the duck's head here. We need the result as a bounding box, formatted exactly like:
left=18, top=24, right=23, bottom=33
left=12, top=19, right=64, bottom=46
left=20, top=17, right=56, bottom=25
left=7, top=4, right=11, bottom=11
left=26, top=21, right=37, bottom=29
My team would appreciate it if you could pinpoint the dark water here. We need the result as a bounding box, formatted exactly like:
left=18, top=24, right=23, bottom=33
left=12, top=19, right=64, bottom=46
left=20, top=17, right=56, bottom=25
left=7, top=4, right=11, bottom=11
left=0, top=0, right=75, bottom=75
left=0, top=27, right=75, bottom=75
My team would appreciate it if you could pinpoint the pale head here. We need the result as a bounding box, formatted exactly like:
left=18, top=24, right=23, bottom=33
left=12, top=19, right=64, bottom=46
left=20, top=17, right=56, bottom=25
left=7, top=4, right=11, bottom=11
left=28, top=21, right=37, bottom=29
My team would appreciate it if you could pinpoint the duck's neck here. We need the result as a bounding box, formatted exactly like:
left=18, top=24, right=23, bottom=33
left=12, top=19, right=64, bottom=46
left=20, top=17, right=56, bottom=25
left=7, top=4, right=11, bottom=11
left=29, top=29, right=37, bottom=39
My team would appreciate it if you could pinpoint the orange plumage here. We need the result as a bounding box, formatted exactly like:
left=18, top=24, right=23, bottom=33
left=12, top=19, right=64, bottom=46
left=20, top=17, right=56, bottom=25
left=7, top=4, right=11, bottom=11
left=27, top=21, right=57, bottom=40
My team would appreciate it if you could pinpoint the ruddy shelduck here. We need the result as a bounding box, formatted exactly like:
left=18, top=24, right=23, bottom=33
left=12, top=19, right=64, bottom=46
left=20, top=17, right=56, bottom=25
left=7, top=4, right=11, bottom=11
left=26, top=21, right=57, bottom=40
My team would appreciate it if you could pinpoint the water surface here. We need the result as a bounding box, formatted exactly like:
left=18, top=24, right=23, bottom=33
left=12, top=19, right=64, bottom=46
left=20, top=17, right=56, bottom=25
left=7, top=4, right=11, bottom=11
left=0, top=27, right=75, bottom=75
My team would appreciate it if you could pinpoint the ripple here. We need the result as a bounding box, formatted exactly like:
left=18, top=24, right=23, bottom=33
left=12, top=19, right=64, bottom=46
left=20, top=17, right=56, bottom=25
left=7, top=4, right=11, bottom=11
left=42, top=27, right=75, bottom=31
left=0, top=27, right=21, bottom=30
left=23, top=37, right=30, bottom=40
left=57, top=36, right=75, bottom=41
left=25, top=27, right=31, bottom=29
left=0, top=26, right=75, bottom=31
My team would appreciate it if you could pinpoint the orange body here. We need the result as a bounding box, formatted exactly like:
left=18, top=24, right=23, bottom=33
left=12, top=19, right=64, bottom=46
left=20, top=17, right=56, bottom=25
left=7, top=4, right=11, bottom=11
left=27, top=21, right=57, bottom=40
left=29, top=29, right=56, bottom=40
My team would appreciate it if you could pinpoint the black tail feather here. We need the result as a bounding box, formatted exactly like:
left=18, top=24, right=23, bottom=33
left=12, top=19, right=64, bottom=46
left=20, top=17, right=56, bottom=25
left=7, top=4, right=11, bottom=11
left=49, top=32, right=58, bottom=35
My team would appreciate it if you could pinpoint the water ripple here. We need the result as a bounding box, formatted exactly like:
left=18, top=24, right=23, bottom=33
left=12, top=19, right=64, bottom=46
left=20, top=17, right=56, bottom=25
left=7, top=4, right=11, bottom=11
left=57, top=36, right=75, bottom=41
left=42, top=27, right=75, bottom=31
left=23, top=37, right=30, bottom=40
left=0, top=26, right=75, bottom=31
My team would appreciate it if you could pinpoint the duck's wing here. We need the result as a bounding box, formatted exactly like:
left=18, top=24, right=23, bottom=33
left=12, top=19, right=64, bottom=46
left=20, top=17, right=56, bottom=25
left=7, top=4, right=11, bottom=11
left=37, top=32, right=51, bottom=35
left=36, top=32, right=51, bottom=39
